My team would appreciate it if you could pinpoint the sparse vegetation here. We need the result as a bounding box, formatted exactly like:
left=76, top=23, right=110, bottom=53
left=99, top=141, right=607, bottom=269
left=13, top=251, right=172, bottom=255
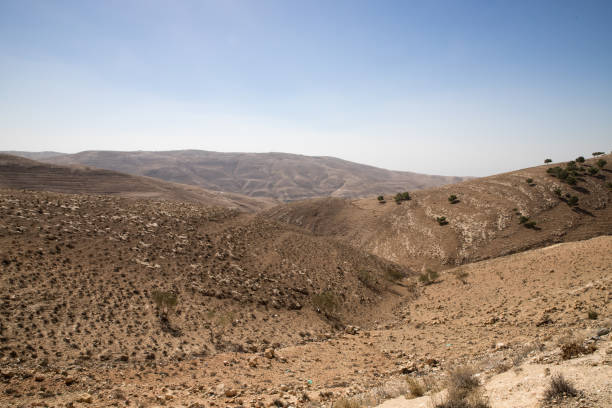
left=151, top=290, right=178, bottom=318
left=419, top=269, right=439, bottom=285
left=544, top=374, right=578, bottom=401
left=436, top=216, right=448, bottom=225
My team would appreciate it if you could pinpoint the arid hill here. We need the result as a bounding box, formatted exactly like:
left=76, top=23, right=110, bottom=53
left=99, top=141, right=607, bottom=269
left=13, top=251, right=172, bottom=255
left=0, top=188, right=408, bottom=368
left=0, top=154, right=276, bottom=212
left=0, top=188, right=609, bottom=406
left=7, top=150, right=469, bottom=201
left=265, top=154, right=612, bottom=271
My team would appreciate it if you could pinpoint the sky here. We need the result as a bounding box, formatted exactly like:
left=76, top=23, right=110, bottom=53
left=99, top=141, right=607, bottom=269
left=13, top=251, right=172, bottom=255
left=1, top=0, right=611, bottom=176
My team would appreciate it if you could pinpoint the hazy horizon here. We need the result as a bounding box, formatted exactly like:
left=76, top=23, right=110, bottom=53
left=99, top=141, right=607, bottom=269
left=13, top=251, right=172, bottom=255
left=1, top=0, right=611, bottom=177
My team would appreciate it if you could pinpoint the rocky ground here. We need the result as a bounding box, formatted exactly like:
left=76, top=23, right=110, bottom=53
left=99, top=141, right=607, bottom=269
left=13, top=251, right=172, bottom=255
left=0, top=184, right=609, bottom=408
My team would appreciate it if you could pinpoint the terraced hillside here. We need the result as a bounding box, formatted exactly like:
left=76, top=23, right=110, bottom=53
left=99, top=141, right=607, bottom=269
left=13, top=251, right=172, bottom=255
left=8, top=150, right=469, bottom=201
left=0, top=154, right=276, bottom=212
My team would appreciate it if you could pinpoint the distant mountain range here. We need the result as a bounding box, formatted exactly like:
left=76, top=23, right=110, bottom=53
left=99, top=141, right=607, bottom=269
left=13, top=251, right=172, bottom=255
left=5, top=150, right=470, bottom=201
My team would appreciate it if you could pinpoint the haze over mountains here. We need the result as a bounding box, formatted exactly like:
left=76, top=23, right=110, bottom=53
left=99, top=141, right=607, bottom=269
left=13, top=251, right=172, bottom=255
left=0, top=154, right=275, bottom=212
left=6, top=150, right=469, bottom=201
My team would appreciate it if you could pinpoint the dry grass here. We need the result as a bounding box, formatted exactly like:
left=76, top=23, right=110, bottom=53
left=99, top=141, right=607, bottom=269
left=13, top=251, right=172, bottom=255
left=544, top=374, right=578, bottom=401
left=333, top=398, right=362, bottom=408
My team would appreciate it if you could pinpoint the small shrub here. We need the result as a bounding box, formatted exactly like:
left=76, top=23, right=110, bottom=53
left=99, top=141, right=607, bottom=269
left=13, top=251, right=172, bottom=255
left=333, top=398, right=361, bottom=408
left=592, top=152, right=604, bottom=156
left=596, top=158, right=607, bottom=168
left=544, top=374, right=578, bottom=401
left=544, top=158, right=552, bottom=163
left=454, top=270, right=469, bottom=284
left=523, top=220, right=537, bottom=229
left=419, top=270, right=439, bottom=285
left=560, top=341, right=596, bottom=360
left=575, top=156, right=585, bottom=163
left=358, top=270, right=379, bottom=290
left=436, top=216, right=448, bottom=226
left=553, top=187, right=561, bottom=196
left=518, top=215, right=529, bottom=224
left=448, top=194, right=459, bottom=204
left=588, top=167, right=599, bottom=175
left=406, top=377, right=425, bottom=398
left=312, top=291, right=338, bottom=315
left=567, top=196, right=579, bottom=207
left=435, top=367, right=490, bottom=408
left=587, top=310, right=598, bottom=320
left=607, top=182, right=612, bottom=189
left=385, top=266, right=406, bottom=281
left=566, top=176, right=577, bottom=185
left=377, top=195, right=385, bottom=202
left=526, top=178, right=533, bottom=184
left=151, top=290, right=178, bottom=317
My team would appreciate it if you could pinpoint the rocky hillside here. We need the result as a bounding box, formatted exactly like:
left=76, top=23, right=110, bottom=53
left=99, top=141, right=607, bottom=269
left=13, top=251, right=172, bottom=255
left=0, top=154, right=276, bottom=212
left=265, top=154, right=612, bottom=271
left=7, top=150, right=469, bottom=201
left=0, top=189, right=409, bottom=371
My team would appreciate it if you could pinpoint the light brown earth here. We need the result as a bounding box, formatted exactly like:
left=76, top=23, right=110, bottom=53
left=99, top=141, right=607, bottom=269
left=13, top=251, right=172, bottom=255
left=0, top=189, right=610, bottom=407
left=0, top=154, right=276, bottom=212
left=6, top=150, right=469, bottom=201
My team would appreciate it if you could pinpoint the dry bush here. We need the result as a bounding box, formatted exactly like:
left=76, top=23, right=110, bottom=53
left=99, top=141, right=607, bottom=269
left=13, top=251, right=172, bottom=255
left=312, top=290, right=339, bottom=315
left=560, top=341, right=596, bottom=360
left=333, top=398, right=361, bottom=408
left=544, top=374, right=578, bottom=401
left=434, top=367, right=490, bottom=408
left=406, top=377, right=425, bottom=398
left=418, top=270, right=439, bottom=285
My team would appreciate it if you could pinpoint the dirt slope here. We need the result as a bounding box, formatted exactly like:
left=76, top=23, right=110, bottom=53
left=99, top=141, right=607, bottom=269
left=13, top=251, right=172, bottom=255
left=265, top=154, right=612, bottom=271
left=0, top=154, right=276, bottom=212
left=7, top=150, right=469, bottom=201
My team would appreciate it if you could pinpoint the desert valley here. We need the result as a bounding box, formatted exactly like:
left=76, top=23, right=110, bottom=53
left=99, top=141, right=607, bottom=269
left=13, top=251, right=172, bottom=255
left=0, top=151, right=610, bottom=408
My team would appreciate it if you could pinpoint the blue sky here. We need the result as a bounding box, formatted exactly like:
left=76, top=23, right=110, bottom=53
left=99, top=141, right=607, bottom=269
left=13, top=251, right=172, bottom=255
left=1, top=0, right=611, bottom=176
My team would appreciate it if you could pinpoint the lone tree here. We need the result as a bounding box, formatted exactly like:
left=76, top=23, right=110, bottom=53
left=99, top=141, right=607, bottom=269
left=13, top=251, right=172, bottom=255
left=394, top=192, right=411, bottom=204
left=576, top=156, right=585, bottom=163
left=544, top=158, right=552, bottom=163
